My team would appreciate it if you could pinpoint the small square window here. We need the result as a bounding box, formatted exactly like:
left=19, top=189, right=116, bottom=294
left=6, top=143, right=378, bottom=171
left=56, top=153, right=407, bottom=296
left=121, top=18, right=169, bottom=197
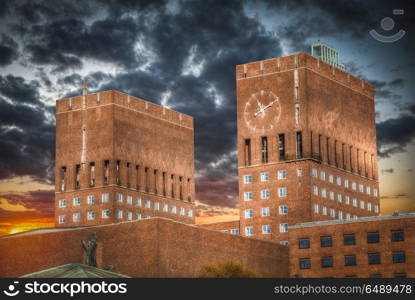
left=279, top=205, right=288, bottom=215
left=136, top=213, right=142, bottom=220
left=87, top=195, right=95, bottom=204
left=73, top=197, right=81, bottom=206
left=244, top=192, right=253, bottom=201
left=187, top=209, right=193, bottom=218
left=245, top=226, right=253, bottom=236
left=261, top=189, right=270, bottom=199
left=367, top=232, right=379, bottom=243
left=278, top=187, right=287, bottom=197
left=73, top=213, right=80, bottom=222
left=243, top=175, right=252, bottom=184
left=298, top=238, right=310, bottom=249
left=321, top=256, right=333, bottom=268
left=102, top=209, right=110, bottom=218
left=278, top=170, right=287, bottom=179
left=262, top=225, right=271, bottom=234
left=368, top=253, right=381, bottom=265
left=344, top=234, right=355, bottom=245
left=391, top=230, right=404, bottom=242
left=58, top=215, right=66, bottom=224
left=261, top=172, right=269, bottom=182
left=299, top=258, right=311, bottom=269
left=320, top=236, right=332, bottom=247
left=87, top=211, right=95, bottom=220
left=59, top=199, right=67, bottom=208
left=344, top=255, right=356, bottom=266
left=102, top=193, right=109, bottom=202
left=393, top=251, right=405, bottom=263
left=280, top=223, right=288, bottom=233
left=262, top=207, right=270, bottom=217
left=244, top=209, right=253, bottom=219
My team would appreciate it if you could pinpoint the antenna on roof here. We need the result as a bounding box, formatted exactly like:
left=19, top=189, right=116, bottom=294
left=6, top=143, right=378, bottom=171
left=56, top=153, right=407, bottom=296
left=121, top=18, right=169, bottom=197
left=82, top=79, right=88, bottom=96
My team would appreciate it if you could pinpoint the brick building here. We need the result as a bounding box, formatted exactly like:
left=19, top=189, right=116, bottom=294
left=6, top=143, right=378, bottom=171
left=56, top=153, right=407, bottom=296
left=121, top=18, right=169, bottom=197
left=289, top=213, right=415, bottom=278
left=55, top=89, right=195, bottom=227
left=235, top=53, right=379, bottom=243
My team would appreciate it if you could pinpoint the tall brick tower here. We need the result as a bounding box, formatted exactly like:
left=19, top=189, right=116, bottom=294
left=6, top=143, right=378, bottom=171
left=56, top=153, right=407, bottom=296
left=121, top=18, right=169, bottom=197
left=55, top=89, right=195, bottom=227
left=236, top=53, right=380, bottom=243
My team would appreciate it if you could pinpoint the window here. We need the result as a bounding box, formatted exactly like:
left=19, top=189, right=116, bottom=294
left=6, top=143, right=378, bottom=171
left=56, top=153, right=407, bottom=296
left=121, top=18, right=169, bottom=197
left=244, top=192, right=253, bottom=201
left=336, top=194, right=342, bottom=203
left=117, top=209, right=123, bottom=219
left=278, top=187, right=287, bottom=197
left=136, top=213, right=142, bottom=220
left=393, top=251, right=405, bottom=263
left=116, top=193, right=123, bottom=202
left=87, top=211, right=95, bottom=220
left=344, top=255, right=356, bottom=266
left=243, top=175, right=252, bottom=184
left=60, top=166, right=66, bottom=191
left=262, top=207, right=270, bottom=217
left=311, top=168, right=318, bottom=177
left=75, top=164, right=81, bottom=189
left=359, top=200, right=365, bottom=209
left=346, top=213, right=350, bottom=220
left=104, top=160, right=110, bottom=185
left=374, top=205, right=379, bottom=213
left=352, top=198, right=357, bottom=207
left=320, top=171, right=325, bottom=181
left=299, top=258, right=311, bottom=269
left=230, top=229, right=239, bottom=235
left=163, top=203, right=168, bottom=212
left=89, top=162, right=95, bottom=187
left=180, top=207, right=185, bottom=215
left=352, top=182, right=356, bottom=190
left=278, top=170, right=287, bottom=179
left=280, top=241, right=289, bottom=246
left=299, top=238, right=310, bottom=249
left=87, top=195, right=95, bottom=204
left=261, top=136, right=268, bottom=163
left=366, top=186, right=371, bottom=195
left=102, top=209, right=110, bottom=218
left=344, top=179, right=349, bottom=188
left=328, top=174, right=333, bottom=183
left=321, top=188, right=327, bottom=198
left=368, top=253, right=381, bottom=265
left=336, top=176, right=341, bottom=185
left=245, top=226, right=253, bottom=236
left=344, top=234, right=356, bottom=245
left=367, top=232, right=379, bottom=243
left=58, top=215, right=66, bottom=224
left=73, top=213, right=80, bottom=222
left=102, top=193, right=109, bottom=203
left=260, top=172, right=269, bottom=182
left=344, top=195, right=350, bottom=205
left=73, top=197, right=81, bottom=206
left=262, top=225, right=271, bottom=234
left=244, top=209, right=253, bottom=219
left=244, top=139, right=251, bottom=166
left=296, top=131, right=303, bottom=158
left=367, top=202, right=372, bottom=211
left=321, top=256, right=333, bottom=268
left=155, top=202, right=160, bottom=211
left=338, top=211, right=343, bottom=220
left=322, top=206, right=327, bottom=216
left=329, top=191, right=334, bottom=200
left=261, top=189, right=270, bottom=199
left=171, top=205, right=177, bottom=214
left=313, top=204, right=319, bottom=214
left=312, top=185, right=318, bottom=196
left=279, top=205, right=288, bottom=215
left=278, top=134, right=285, bottom=160
left=59, top=199, right=67, bottom=208
left=126, top=195, right=132, bottom=204
left=280, top=223, right=288, bottom=233
left=187, top=209, right=193, bottom=218
left=135, top=197, right=142, bottom=206
left=373, top=188, right=378, bottom=197
left=145, top=200, right=151, bottom=208
left=391, top=230, right=404, bottom=242
left=330, top=208, right=335, bottom=218
left=127, top=211, right=132, bottom=220
left=320, top=236, right=332, bottom=247
left=358, top=184, right=364, bottom=193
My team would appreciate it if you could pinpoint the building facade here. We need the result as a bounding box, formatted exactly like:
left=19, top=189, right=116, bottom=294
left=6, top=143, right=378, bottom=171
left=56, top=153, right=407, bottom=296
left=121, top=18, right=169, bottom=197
left=55, top=90, right=195, bottom=227
left=236, top=53, right=379, bottom=243
left=289, top=213, right=415, bottom=278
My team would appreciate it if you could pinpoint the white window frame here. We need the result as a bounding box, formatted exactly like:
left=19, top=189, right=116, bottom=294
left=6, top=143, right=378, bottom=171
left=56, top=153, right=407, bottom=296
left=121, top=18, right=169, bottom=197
left=373, top=188, right=378, bottom=197
left=135, top=197, right=142, bottom=206
left=59, top=199, right=67, bottom=208
left=329, top=191, right=334, bottom=200
left=328, top=174, right=334, bottom=183
left=312, top=185, right=318, bottom=196
left=313, top=203, right=319, bottom=214
left=279, top=223, right=288, bottom=233
left=279, top=205, right=288, bottom=215
left=278, top=187, right=287, bottom=197
left=187, top=209, right=193, bottom=218
left=260, top=172, right=269, bottom=182
left=171, top=205, right=177, bottom=214
left=102, top=209, right=110, bottom=218
left=261, top=189, right=270, bottom=199
left=154, top=202, right=160, bottom=210
left=262, top=207, right=270, bottom=217
left=366, top=186, right=371, bottom=195
left=180, top=207, right=185, bottom=216
left=73, top=197, right=81, bottom=206
left=262, top=225, right=271, bottom=234
left=117, top=209, right=123, bottom=219
left=320, top=171, right=325, bottom=181
left=245, top=226, right=253, bottom=236
left=338, top=211, right=343, bottom=220
left=367, top=202, right=372, bottom=211
left=358, top=184, right=364, bottom=193
left=360, top=200, right=365, bottom=209
left=116, top=193, right=123, bottom=202
left=321, top=188, right=327, bottom=198
left=244, top=192, right=253, bottom=201
left=337, top=193, right=342, bottom=203
left=322, top=206, right=327, bottom=216
left=127, top=211, right=132, bottom=220
left=278, top=170, right=287, bottom=180
left=87, top=211, right=95, bottom=220
left=344, top=179, right=349, bottom=188
left=163, top=203, right=168, bottom=212
left=344, top=195, right=350, bottom=205
left=102, top=193, right=109, bottom=203
left=336, top=176, right=341, bottom=185
left=136, top=213, right=142, bottom=220
left=87, top=195, right=95, bottom=204
left=352, top=182, right=357, bottom=190
left=243, top=175, right=252, bottom=184
left=145, top=200, right=151, bottom=208
left=127, top=195, right=132, bottom=204
left=330, top=208, right=335, bottom=218
left=244, top=209, right=253, bottom=219
left=352, top=198, right=357, bottom=207
left=58, top=215, right=66, bottom=224
left=73, top=213, right=80, bottom=222
left=311, top=168, right=318, bottom=177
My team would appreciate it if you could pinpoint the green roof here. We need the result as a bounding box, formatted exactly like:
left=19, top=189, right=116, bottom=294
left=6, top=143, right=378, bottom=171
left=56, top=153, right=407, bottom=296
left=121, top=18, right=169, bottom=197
left=20, top=263, right=130, bottom=278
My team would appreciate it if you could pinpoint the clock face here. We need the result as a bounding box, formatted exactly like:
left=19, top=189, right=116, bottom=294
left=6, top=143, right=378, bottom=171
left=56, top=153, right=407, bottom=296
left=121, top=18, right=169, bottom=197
left=243, top=90, right=281, bottom=132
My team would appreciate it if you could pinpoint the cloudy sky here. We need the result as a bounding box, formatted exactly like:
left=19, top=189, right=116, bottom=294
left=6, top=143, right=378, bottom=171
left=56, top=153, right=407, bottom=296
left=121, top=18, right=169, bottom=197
left=0, top=0, right=414, bottom=234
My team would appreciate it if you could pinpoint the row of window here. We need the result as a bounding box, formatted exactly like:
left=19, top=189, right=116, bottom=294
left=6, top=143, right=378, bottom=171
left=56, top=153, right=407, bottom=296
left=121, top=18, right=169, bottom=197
left=311, top=186, right=379, bottom=213
left=311, top=168, right=378, bottom=197
left=298, top=230, right=405, bottom=249
left=244, top=206, right=288, bottom=219
left=312, top=204, right=375, bottom=220
left=58, top=205, right=193, bottom=224
left=58, top=194, right=192, bottom=217
left=221, top=229, right=239, bottom=235
left=299, top=252, right=407, bottom=269
left=245, top=224, right=288, bottom=236
left=243, top=187, right=287, bottom=201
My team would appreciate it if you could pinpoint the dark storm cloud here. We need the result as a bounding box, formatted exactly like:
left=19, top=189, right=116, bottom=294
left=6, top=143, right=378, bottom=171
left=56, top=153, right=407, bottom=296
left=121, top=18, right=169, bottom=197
left=0, top=33, right=19, bottom=67
left=0, top=75, right=41, bottom=105
left=377, top=115, right=415, bottom=158
left=0, top=190, right=54, bottom=212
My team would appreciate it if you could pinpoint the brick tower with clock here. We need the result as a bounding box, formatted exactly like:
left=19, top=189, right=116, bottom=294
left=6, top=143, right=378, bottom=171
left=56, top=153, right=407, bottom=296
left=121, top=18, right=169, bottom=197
left=236, top=53, right=380, bottom=243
